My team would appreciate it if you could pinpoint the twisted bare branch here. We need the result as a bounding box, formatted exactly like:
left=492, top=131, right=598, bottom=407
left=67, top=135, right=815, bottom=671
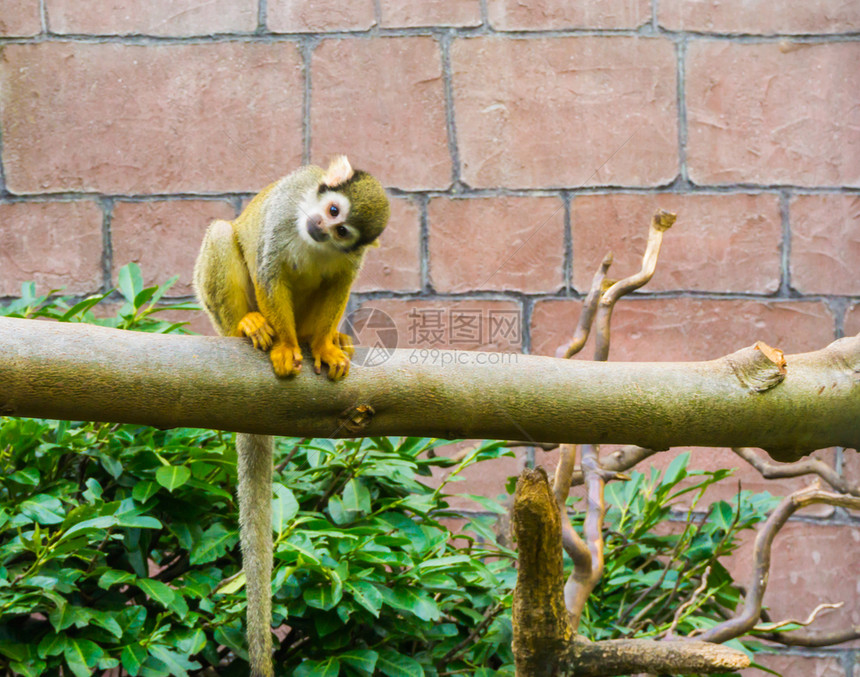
left=594, top=210, right=676, bottom=361
left=697, top=484, right=860, bottom=643
left=732, top=447, right=860, bottom=497
left=559, top=252, right=614, bottom=359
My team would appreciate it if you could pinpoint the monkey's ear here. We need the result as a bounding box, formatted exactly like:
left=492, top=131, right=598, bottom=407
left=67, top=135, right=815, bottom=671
left=323, top=155, right=354, bottom=188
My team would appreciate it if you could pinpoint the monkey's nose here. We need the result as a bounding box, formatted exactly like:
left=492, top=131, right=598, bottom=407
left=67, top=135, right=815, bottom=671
left=306, top=215, right=328, bottom=242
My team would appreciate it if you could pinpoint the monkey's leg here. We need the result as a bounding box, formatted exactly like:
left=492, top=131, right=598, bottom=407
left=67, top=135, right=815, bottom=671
left=301, top=273, right=354, bottom=381
left=236, top=433, right=275, bottom=677
left=193, top=220, right=256, bottom=339
left=256, top=285, right=303, bottom=378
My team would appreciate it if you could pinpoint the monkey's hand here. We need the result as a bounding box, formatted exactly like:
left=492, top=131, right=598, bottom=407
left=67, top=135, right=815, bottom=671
left=238, top=312, right=276, bottom=351
left=312, top=337, right=351, bottom=381
left=270, top=340, right=304, bottom=377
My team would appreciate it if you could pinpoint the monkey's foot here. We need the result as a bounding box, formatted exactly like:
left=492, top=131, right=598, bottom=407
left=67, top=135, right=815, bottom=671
left=270, top=341, right=303, bottom=377
left=312, top=340, right=351, bottom=381
left=238, top=312, right=276, bottom=351
left=335, top=331, right=355, bottom=358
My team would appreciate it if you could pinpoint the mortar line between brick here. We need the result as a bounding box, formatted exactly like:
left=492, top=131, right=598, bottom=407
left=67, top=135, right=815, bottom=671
left=562, top=191, right=573, bottom=293
left=301, top=38, right=314, bottom=165
left=38, top=0, right=48, bottom=33
left=372, top=0, right=383, bottom=28
left=100, top=197, right=114, bottom=294
left=0, top=127, right=7, bottom=196
left=676, top=37, right=689, bottom=184
left=651, top=0, right=659, bottom=31
left=256, top=0, right=267, bottom=33
left=439, top=31, right=462, bottom=188
left=778, top=190, right=792, bottom=296
left=2, top=30, right=859, bottom=45
left=479, top=0, right=489, bottom=28
left=4, top=185, right=858, bottom=203
left=520, top=296, right=533, bottom=354
left=418, top=194, right=431, bottom=293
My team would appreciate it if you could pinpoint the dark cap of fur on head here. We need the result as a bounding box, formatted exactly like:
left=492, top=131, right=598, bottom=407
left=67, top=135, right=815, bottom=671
left=320, top=156, right=390, bottom=249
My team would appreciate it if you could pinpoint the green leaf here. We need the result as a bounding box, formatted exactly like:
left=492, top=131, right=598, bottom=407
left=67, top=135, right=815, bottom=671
left=295, top=657, right=341, bottom=677
left=272, top=483, right=299, bottom=534
left=376, top=650, right=424, bottom=677
left=339, top=649, right=378, bottom=675
left=346, top=580, right=383, bottom=617
left=64, top=638, right=102, bottom=677
left=132, top=481, right=160, bottom=504
left=663, top=452, right=690, bottom=487
left=190, top=523, right=235, bottom=565
left=20, top=493, right=65, bottom=525
left=342, top=478, right=371, bottom=514
left=37, top=633, right=67, bottom=659
left=49, top=602, right=83, bottom=632
left=98, top=569, right=137, bottom=590
left=148, top=645, right=201, bottom=677
left=137, top=578, right=175, bottom=608
left=117, top=263, right=144, bottom=303
left=89, top=610, right=123, bottom=638
left=155, top=465, right=191, bottom=492
left=121, top=644, right=147, bottom=677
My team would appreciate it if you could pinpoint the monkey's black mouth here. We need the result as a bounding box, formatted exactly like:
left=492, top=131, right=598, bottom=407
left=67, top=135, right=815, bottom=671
left=307, top=222, right=328, bottom=243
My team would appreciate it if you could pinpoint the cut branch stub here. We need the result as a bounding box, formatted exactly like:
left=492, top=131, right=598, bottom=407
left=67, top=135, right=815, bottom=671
left=512, top=467, right=572, bottom=676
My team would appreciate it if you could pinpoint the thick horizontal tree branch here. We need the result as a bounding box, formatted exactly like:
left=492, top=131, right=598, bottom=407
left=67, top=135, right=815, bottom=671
left=0, top=318, right=857, bottom=460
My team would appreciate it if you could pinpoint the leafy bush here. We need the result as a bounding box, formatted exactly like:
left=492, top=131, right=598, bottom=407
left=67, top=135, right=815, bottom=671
left=0, top=267, right=517, bottom=677
left=579, top=453, right=778, bottom=656
left=0, top=267, right=776, bottom=676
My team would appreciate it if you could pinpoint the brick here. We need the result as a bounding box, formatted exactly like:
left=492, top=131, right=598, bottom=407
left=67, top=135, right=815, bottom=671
left=661, top=0, right=860, bottom=35
left=847, top=304, right=860, bottom=337
left=46, top=0, right=257, bottom=35
left=311, top=38, right=451, bottom=190
left=0, top=42, right=303, bottom=194
left=530, top=298, right=835, bottom=361
left=488, top=0, right=650, bottom=30
left=110, top=199, right=236, bottom=297
left=790, top=194, right=860, bottom=295
left=428, top=196, right=565, bottom=293
left=686, top=41, right=860, bottom=187
left=0, top=0, right=40, bottom=36
left=352, top=298, right=524, bottom=354
left=267, top=0, right=375, bottom=32
left=0, top=200, right=103, bottom=295
left=741, top=655, right=845, bottom=677
left=572, top=193, right=782, bottom=293
left=725, top=522, right=860, bottom=635
left=380, top=0, right=481, bottom=27
left=354, top=196, right=422, bottom=293
left=451, top=37, right=678, bottom=189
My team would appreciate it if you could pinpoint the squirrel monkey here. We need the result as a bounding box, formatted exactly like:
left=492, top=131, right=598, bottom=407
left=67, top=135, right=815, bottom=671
left=193, top=156, right=389, bottom=677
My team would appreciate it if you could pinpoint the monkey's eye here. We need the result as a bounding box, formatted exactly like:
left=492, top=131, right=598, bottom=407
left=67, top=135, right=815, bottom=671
left=329, top=204, right=339, bottom=217
left=335, top=225, right=349, bottom=238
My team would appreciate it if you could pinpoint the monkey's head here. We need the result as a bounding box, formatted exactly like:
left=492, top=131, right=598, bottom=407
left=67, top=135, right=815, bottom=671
left=300, top=156, right=390, bottom=254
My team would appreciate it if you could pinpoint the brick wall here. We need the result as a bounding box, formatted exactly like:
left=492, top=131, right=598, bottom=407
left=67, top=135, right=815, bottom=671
left=1, top=2, right=858, bottom=674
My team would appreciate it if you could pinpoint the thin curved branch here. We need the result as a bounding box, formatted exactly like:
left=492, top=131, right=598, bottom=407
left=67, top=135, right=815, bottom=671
left=753, top=624, right=860, bottom=647
left=732, top=447, right=860, bottom=497
left=594, top=210, right=677, bottom=361
left=552, top=444, right=593, bottom=591
left=754, top=601, right=842, bottom=632
left=697, top=484, right=860, bottom=643
left=569, top=446, right=661, bottom=486
left=559, top=252, right=614, bottom=359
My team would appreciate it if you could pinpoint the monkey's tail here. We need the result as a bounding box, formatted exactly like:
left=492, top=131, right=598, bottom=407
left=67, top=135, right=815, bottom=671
left=236, top=433, right=275, bottom=677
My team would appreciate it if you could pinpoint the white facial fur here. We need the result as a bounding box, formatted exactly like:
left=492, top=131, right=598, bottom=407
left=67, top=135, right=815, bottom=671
left=296, top=187, right=358, bottom=254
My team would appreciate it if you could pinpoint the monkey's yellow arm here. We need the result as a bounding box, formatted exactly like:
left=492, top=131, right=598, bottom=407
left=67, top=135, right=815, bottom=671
left=301, top=271, right=356, bottom=380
